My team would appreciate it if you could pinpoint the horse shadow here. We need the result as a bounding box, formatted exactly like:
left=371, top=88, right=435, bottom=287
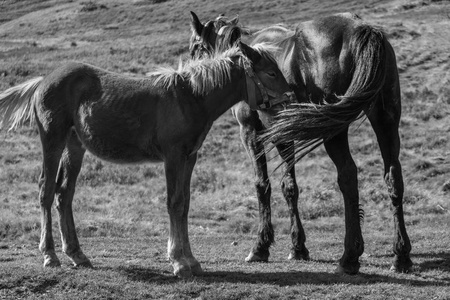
left=372, top=251, right=450, bottom=273
left=415, top=251, right=450, bottom=272
left=115, top=258, right=449, bottom=287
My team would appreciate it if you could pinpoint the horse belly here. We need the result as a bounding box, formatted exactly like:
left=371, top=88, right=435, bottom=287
left=79, top=136, right=162, bottom=164
left=74, top=106, right=162, bottom=164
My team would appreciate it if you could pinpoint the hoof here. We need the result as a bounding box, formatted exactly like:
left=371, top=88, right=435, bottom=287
left=173, top=266, right=193, bottom=278
left=74, top=260, right=94, bottom=268
left=245, top=251, right=269, bottom=262
left=43, top=257, right=61, bottom=268
left=288, top=249, right=310, bottom=261
left=391, top=255, right=413, bottom=273
left=68, top=251, right=93, bottom=268
left=172, top=260, right=193, bottom=278
left=189, top=263, right=203, bottom=275
left=43, top=253, right=61, bottom=268
left=334, top=263, right=360, bottom=275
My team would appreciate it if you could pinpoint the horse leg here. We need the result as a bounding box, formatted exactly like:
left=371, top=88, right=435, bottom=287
left=36, top=123, right=67, bottom=268
left=164, top=151, right=200, bottom=277
left=367, top=99, right=412, bottom=273
left=180, top=153, right=202, bottom=275
left=276, top=142, right=309, bottom=261
left=236, top=113, right=273, bottom=262
left=54, top=129, right=91, bottom=268
left=324, top=130, right=364, bottom=274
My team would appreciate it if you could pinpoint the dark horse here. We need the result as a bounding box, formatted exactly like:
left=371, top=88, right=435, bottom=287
left=0, top=43, right=295, bottom=278
left=189, top=11, right=412, bottom=274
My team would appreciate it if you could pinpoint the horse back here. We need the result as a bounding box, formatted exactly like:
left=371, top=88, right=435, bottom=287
left=36, top=62, right=202, bottom=163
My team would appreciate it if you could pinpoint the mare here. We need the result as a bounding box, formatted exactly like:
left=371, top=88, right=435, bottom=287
left=189, top=11, right=412, bottom=274
left=0, top=43, right=295, bottom=278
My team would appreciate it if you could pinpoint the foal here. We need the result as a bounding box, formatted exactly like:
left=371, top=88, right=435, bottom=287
left=0, top=43, right=294, bottom=277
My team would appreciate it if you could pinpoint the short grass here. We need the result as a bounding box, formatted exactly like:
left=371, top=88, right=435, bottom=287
left=1, top=0, right=450, bottom=299
left=1, top=215, right=449, bottom=299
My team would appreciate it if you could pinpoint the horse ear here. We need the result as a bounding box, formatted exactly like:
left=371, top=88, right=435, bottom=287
left=229, top=14, right=239, bottom=25
left=239, top=42, right=260, bottom=63
left=190, top=11, right=204, bottom=37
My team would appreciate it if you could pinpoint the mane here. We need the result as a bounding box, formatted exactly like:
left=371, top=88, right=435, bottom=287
left=252, top=24, right=293, bottom=36
left=150, top=43, right=278, bottom=96
left=252, top=24, right=296, bottom=49
left=251, top=43, right=280, bottom=64
left=150, top=46, right=246, bottom=96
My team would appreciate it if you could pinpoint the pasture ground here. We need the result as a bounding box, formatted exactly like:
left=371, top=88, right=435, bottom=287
left=1, top=0, right=450, bottom=299
left=1, top=214, right=449, bottom=299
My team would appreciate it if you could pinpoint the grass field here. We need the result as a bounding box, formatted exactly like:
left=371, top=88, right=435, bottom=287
left=1, top=0, right=450, bottom=299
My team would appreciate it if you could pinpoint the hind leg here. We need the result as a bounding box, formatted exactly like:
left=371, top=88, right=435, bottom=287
left=55, top=129, right=91, bottom=268
left=368, top=98, right=412, bottom=273
left=276, top=142, right=309, bottom=261
left=324, top=129, right=364, bottom=274
left=36, top=121, right=68, bottom=267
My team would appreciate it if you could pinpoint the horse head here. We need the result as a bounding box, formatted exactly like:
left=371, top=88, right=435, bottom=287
left=189, top=12, right=295, bottom=111
left=239, top=43, right=296, bottom=111
left=189, top=11, right=245, bottom=58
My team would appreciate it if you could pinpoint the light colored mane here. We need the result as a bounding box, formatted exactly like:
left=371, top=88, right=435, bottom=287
left=251, top=43, right=280, bottom=64
left=150, top=43, right=278, bottom=96
left=253, top=24, right=292, bottom=35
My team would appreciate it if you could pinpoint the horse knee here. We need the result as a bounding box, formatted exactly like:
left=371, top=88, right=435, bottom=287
left=281, top=177, right=299, bottom=203
left=255, top=180, right=271, bottom=201
left=167, top=197, right=187, bottom=217
left=39, top=192, right=54, bottom=208
left=385, top=164, right=404, bottom=204
left=55, top=192, right=69, bottom=213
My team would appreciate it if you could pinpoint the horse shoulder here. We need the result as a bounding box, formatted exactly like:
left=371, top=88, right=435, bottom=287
left=155, top=82, right=209, bottom=148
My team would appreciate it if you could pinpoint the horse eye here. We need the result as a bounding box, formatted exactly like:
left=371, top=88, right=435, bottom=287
left=266, top=71, right=276, bottom=78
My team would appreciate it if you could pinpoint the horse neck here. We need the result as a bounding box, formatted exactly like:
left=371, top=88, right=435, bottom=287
left=202, top=67, right=246, bottom=121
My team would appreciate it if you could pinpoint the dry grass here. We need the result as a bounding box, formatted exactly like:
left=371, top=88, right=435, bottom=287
left=1, top=0, right=450, bottom=299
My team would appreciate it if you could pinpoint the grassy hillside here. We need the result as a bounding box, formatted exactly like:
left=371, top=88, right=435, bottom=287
left=0, top=0, right=449, bottom=299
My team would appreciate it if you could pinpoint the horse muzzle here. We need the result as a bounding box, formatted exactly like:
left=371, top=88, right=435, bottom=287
left=245, top=66, right=297, bottom=111
left=258, top=91, right=297, bottom=110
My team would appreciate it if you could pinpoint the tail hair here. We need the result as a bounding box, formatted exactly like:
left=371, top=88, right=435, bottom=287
left=359, top=204, right=365, bottom=227
left=0, top=77, right=43, bottom=130
left=259, top=25, right=387, bottom=170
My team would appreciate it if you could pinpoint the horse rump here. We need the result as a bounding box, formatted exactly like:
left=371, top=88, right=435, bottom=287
left=259, top=24, right=388, bottom=167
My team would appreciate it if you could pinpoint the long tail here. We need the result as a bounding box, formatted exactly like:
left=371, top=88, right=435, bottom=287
left=0, top=77, right=43, bottom=130
left=259, top=25, right=387, bottom=168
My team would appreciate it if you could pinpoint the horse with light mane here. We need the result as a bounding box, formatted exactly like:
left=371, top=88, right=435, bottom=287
left=0, top=42, right=295, bottom=278
left=189, top=11, right=412, bottom=274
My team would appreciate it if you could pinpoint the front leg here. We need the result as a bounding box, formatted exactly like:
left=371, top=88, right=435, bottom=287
left=275, top=142, right=309, bottom=261
left=180, top=153, right=202, bottom=275
left=164, top=151, right=201, bottom=278
left=233, top=105, right=274, bottom=262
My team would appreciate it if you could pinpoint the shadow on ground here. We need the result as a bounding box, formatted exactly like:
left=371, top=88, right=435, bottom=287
left=372, top=251, right=450, bottom=273
left=116, top=263, right=449, bottom=286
